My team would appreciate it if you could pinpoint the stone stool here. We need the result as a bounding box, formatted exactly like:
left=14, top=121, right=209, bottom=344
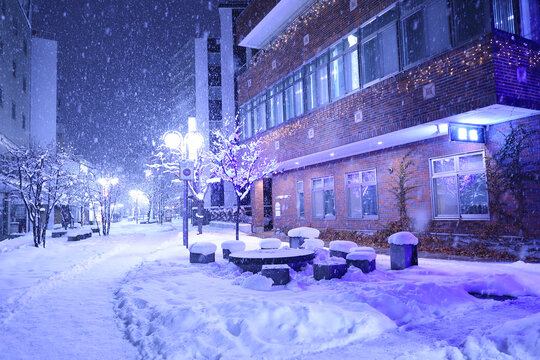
left=313, top=258, right=348, bottom=280
left=346, top=251, right=376, bottom=273
left=189, top=242, right=217, bottom=264
left=261, top=264, right=290, bottom=285
left=221, top=240, right=246, bottom=260
left=260, top=238, right=282, bottom=250
left=329, top=240, right=358, bottom=259
left=288, top=227, right=320, bottom=248
left=388, top=232, right=418, bottom=270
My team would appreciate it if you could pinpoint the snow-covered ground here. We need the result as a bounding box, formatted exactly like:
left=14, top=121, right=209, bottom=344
left=1, top=221, right=539, bottom=360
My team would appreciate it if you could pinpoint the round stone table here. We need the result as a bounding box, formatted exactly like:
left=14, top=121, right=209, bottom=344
left=229, top=248, right=316, bottom=273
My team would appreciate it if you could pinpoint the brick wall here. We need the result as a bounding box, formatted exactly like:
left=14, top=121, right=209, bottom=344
left=270, top=115, right=540, bottom=238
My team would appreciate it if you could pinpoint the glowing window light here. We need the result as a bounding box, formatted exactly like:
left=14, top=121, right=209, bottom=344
left=469, top=129, right=479, bottom=141
left=458, top=127, right=468, bottom=140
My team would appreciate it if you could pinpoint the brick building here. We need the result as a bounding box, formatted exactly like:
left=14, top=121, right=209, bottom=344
left=235, top=0, right=540, bottom=243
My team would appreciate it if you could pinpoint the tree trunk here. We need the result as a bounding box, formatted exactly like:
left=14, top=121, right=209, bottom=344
left=235, top=194, right=240, bottom=241
left=197, top=199, right=203, bottom=234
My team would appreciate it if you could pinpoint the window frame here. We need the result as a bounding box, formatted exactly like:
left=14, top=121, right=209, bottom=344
left=297, top=180, right=305, bottom=219
left=360, top=4, right=400, bottom=88
left=429, top=151, right=490, bottom=220
left=345, top=169, right=379, bottom=220
left=311, top=176, right=336, bottom=220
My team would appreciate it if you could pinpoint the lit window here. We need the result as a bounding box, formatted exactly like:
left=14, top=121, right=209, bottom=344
left=346, top=170, right=378, bottom=218
left=312, top=176, right=335, bottom=219
left=430, top=152, right=489, bottom=219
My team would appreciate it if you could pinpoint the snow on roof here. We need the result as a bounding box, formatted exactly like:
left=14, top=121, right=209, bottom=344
left=388, top=232, right=418, bottom=245
left=288, top=227, right=320, bottom=238
left=329, top=240, right=358, bottom=253
left=189, top=242, right=217, bottom=255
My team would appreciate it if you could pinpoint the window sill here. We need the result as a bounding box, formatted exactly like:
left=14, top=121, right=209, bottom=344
left=347, top=216, right=379, bottom=220
left=433, top=216, right=490, bottom=221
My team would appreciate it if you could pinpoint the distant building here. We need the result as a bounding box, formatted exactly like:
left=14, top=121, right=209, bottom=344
left=169, top=1, right=248, bottom=211
left=1, top=0, right=58, bottom=239
left=236, top=0, right=540, bottom=247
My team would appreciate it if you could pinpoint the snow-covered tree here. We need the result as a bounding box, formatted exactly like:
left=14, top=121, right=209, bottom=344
left=205, top=123, right=277, bottom=240
left=0, top=142, right=73, bottom=247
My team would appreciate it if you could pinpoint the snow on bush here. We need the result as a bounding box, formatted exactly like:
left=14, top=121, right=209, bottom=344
left=287, top=227, right=320, bottom=238
left=329, top=240, right=358, bottom=253
left=221, top=240, right=246, bottom=253
left=188, top=242, right=217, bottom=255
left=346, top=252, right=376, bottom=261
left=259, top=238, right=282, bottom=249
left=388, top=231, right=418, bottom=245
left=301, top=238, right=325, bottom=250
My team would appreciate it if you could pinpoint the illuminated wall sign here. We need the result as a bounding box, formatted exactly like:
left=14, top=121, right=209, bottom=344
left=449, top=124, right=485, bottom=143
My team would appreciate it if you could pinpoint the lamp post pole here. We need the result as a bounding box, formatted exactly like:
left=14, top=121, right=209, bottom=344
left=183, top=179, right=188, bottom=247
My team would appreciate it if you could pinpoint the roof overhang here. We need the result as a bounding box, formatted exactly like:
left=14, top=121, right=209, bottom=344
left=276, top=104, right=539, bottom=172
left=239, top=0, right=315, bottom=49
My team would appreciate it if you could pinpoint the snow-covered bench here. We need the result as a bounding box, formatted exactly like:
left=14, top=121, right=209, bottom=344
left=221, top=240, right=246, bottom=260
left=346, top=248, right=376, bottom=273
left=67, top=228, right=92, bottom=241
left=189, top=242, right=217, bottom=264
left=313, top=257, right=348, bottom=281
left=51, top=229, right=67, bottom=238
left=261, top=264, right=290, bottom=285
left=388, top=232, right=418, bottom=270
left=329, top=240, right=358, bottom=259
left=301, top=238, right=325, bottom=250
left=287, top=227, right=320, bottom=248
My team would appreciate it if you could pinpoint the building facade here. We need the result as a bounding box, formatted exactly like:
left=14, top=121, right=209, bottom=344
left=1, top=0, right=58, bottom=239
left=236, top=0, right=540, bottom=242
left=170, top=1, right=248, bottom=210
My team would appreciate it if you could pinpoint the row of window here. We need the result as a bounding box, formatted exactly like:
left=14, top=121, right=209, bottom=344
left=240, top=0, right=540, bottom=140
left=280, top=152, right=488, bottom=221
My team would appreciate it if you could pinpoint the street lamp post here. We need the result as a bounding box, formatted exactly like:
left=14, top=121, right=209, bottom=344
left=163, top=122, right=203, bottom=249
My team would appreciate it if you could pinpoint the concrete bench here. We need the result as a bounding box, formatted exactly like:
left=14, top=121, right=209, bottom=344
left=329, top=240, right=358, bottom=259
left=313, top=258, right=348, bottom=281
left=388, top=232, right=418, bottom=270
left=346, top=251, right=376, bottom=273
left=189, top=242, right=217, bottom=264
left=221, top=240, right=246, bottom=260
left=261, top=264, right=290, bottom=285
left=51, top=230, right=67, bottom=238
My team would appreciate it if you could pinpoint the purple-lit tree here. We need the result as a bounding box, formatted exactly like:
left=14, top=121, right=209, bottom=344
left=0, top=141, right=73, bottom=247
left=205, top=123, right=277, bottom=240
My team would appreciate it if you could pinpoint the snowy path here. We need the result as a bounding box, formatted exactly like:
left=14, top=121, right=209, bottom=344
left=0, top=224, right=181, bottom=360
left=1, top=222, right=539, bottom=360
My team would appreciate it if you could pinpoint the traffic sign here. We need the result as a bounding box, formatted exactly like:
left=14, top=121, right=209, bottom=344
left=179, top=160, right=194, bottom=180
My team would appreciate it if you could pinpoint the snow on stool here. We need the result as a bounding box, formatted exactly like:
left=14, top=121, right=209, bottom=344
left=329, top=240, right=358, bottom=259
left=260, top=238, right=282, bottom=250
left=301, top=238, right=325, bottom=250
left=189, top=242, right=217, bottom=264
left=388, top=232, right=418, bottom=270
left=221, top=240, right=246, bottom=260
left=261, top=264, right=290, bottom=285
left=350, top=246, right=375, bottom=253
left=288, top=227, right=320, bottom=248
left=346, top=251, right=376, bottom=273
left=313, top=257, right=348, bottom=281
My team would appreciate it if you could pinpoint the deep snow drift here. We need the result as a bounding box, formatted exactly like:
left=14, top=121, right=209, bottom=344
left=1, top=221, right=539, bottom=360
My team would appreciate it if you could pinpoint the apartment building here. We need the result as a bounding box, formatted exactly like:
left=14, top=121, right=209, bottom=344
left=236, top=0, right=540, bottom=242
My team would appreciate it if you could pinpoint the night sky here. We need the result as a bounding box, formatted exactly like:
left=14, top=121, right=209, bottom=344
left=31, top=0, right=219, bottom=178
